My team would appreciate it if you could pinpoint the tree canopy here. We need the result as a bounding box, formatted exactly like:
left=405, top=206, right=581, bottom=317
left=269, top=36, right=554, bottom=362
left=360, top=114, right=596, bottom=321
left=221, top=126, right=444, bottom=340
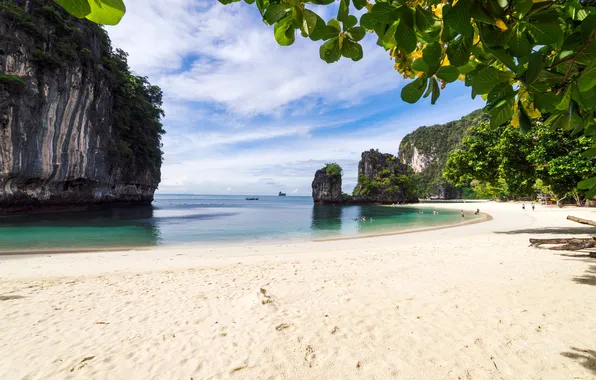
left=54, top=0, right=596, bottom=197
left=443, top=121, right=596, bottom=204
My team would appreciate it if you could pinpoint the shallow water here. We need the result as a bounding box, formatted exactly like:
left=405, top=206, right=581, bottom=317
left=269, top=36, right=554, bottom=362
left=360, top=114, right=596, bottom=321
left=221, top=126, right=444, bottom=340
left=0, top=194, right=482, bottom=252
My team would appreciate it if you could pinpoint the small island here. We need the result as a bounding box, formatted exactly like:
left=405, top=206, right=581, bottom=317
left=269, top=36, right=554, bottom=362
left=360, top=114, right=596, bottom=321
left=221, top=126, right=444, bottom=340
left=312, top=150, right=418, bottom=205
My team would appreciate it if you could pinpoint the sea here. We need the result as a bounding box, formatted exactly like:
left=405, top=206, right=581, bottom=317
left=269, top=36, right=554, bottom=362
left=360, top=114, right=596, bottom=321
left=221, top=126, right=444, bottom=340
left=0, top=194, right=483, bottom=253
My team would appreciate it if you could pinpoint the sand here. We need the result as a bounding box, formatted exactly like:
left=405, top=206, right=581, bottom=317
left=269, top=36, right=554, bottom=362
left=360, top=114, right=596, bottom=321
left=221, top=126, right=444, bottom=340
left=0, top=202, right=595, bottom=379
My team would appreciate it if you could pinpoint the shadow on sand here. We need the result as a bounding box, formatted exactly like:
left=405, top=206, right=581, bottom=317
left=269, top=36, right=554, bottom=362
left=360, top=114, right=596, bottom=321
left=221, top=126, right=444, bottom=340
left=571, top=265, right=596, bottom=286
left=494, top=226, right=596, bottom=235
left=561, top=347, right=596, bottom=374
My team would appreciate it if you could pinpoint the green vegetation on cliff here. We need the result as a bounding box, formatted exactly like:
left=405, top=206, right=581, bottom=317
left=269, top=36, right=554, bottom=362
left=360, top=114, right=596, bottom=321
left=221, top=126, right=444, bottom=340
left=398, top=110, right=488, bottom=198
left=324, top=163, right=343, bottom=179
left=352, top=150, right=417, bottom=203
left=0, top=0, right=164, bottom=179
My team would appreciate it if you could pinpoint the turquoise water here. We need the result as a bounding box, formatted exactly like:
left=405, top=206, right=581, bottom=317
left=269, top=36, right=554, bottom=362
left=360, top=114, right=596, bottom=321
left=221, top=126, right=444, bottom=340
left=0, top=195, right=480, bottom=252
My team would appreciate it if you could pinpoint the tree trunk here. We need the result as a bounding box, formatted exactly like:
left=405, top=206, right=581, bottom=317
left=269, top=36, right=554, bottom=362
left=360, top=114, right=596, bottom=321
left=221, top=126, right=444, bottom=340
left=567, top=215, right=596, bottom=227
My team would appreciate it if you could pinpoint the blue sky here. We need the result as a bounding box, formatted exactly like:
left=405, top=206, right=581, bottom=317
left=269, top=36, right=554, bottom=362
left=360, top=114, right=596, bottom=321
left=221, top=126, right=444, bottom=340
left=106, top=0, right=484, bottom=195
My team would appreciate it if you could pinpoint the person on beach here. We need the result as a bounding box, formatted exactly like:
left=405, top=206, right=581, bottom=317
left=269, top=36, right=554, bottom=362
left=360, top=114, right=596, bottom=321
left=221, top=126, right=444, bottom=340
left=474, top=209, right=480, bottom=215
left=522, top=204, right=526, bottom=210
left=460, top=210, right=464, bottom=218
left=532, top=204, right=535, bottom=211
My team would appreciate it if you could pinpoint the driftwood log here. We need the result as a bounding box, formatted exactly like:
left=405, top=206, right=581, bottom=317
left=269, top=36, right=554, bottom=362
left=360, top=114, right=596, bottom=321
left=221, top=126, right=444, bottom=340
left=529, top=215, right=596, bottom=252
left=567, top=215, right=596, bottom=227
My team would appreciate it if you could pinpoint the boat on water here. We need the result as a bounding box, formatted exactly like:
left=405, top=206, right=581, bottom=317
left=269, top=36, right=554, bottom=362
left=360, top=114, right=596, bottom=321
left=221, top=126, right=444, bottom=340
left=278, top=191, right=286, bottom=196
left=246, top=197, right=259, bottom=200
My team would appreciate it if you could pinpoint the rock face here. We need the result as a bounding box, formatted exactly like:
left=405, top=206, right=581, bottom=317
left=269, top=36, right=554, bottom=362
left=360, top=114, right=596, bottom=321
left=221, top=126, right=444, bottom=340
left=312, top=168, right=342, bottom=204
left=398, top=110, right=488, bottom=199
left=0, top=1, right=162, bottom=212
left=352, top=150, right=418, bottom=204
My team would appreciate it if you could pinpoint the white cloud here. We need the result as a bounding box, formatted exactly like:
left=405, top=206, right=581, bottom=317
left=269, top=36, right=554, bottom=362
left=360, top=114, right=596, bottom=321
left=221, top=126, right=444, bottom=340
left=106, top=0, right=486, bottom=195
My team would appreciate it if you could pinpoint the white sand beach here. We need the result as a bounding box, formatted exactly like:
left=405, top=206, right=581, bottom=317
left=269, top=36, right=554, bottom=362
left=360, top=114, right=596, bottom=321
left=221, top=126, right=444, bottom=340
left=1, top=202, right=595, bottom=380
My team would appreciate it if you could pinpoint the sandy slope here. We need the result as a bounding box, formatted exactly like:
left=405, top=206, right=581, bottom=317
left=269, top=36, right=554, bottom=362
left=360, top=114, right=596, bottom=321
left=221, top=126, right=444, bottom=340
left=0, top=202, right=595, bottom=380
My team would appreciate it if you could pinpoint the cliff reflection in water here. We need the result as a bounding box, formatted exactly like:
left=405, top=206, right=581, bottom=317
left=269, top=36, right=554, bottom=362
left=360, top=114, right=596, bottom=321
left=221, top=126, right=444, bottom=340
left=310, top=205, right=343, bottom=234
left=0, top=205, right=161, bottom=251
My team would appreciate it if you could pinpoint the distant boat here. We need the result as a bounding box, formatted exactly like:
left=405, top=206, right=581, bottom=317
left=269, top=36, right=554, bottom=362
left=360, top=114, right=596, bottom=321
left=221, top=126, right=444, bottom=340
left=278, top=191, right=286, bottom=196
left=246, top=197, right=259, bottom=200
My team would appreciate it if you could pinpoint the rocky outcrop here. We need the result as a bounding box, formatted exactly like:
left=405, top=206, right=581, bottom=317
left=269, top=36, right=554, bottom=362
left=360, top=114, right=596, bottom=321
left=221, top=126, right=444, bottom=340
left=0, top=1, right=162, bottom=212
left=312, top=168, right=342, bottom=204
left=352, top=150, right=418, bottom=204
left=398, top=110, right=488, bottom=199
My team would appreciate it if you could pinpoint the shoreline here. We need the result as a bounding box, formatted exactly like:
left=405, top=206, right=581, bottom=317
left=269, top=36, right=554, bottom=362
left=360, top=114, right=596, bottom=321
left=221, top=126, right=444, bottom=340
left=0, top=205, right=487, bottom=256
left=1, top=202, right=595, bottom=379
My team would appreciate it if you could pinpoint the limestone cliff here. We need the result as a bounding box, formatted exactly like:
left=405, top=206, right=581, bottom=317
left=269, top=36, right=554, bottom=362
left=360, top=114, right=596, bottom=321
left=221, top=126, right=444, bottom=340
left=312, top=167, right=342, bottom=205
left=398, top=110, right=488, bottom=199
left=352, top=150, right=418, bottom=204
left=0, top=1, right=164, bottom=212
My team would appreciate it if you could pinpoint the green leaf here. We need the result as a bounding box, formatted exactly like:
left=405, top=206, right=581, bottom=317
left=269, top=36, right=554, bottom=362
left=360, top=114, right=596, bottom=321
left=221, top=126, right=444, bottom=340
left=412, top=59, right=429, bottom=72
left=345, top=15, right=358, bottom=30
left=486, top=83, right=516, bottom=110
left=338, top=0, right=350, bottom=24
left=444, top=0, right=474, bottom=38
left=423, top=79, right=433, bottom=98
left=353, top=0, right=367, bottom=11
left=527, top=23, right=564, bottom=46
left=525, top=52, right=542, bottom=84
left=431, top=77, right=440, bottom=105
left=478, top=24, right=511, bottom=48
left=487, top=47, right=517, bottom=73
left=490, top=102, right=514, bottom=128
left=244, top=0, right=256, bottom=4
left=395, top=20, right=417, bottom=53
left=422, top=42, right=441, bottom=73
left=578, top=60, right=596, bottom=92
left=585, top=179, right=596, bottom=199
left=508, top=28, right=532, bottom=57
left=572, top=83, right=596, bottom=110
left=367, top=3, right=397, bottom=24
left=54, top=0, right=91, bottom=18
left=328, top=18, right=341, bottom=33
left=381, top=22, right=398, bottom=49
left=401, top=75, right=428, bottom=104
left=292, top=6, right=304, bottom=29
left=534, top=92, right=559, bottom=113
left=256, top=0, right=269, bottom=16
left=582, top=147, right=596, bottom=158
left=360, top=13, right=378, bottom=30
left=85, top=0, right=126, bottom=25
left=575, top=39, right=596, bottom=65
left=578, top=177, right=596, bottom=190
left=447, top=35, right=472, bottom=67
left=471, top=67, right=500, bottom=95
left=347, top=26, right=366, bottom=42
left=458, top=60, right=478, bottom=74
left=309, top=15, right=328, bottom=41
left=320, top=37, right=341, bottom=63
left=301, top=9, right=318, bottom=37
left=274, top=16, right=295, bottom=46
left=263, top=3, right=290, bottom=24
left=436, top=66, right=460, bottom=83
left=415, top=5, right=441, bottom=32
left=341, top=39, right=363, bottom=61
left=518, top=106, right=531, bottom=134
left=514, top=0, right=533, bottom=15
left=470, top=2, right=495, bottom=25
